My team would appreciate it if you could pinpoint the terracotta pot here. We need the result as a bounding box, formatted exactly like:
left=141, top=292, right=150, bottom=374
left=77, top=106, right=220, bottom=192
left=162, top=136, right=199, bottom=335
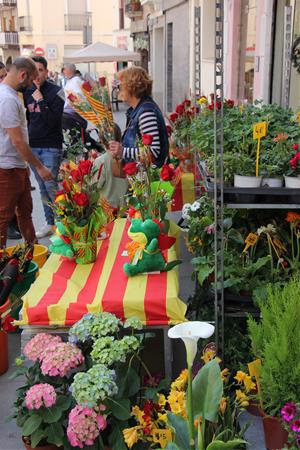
left=22, top=437, right=60, bottom=450
left=262, top=414, right=288, bottom=450
left=0, top=330, right=8, bottom=375
left=246, top=400, right=264, bottom=417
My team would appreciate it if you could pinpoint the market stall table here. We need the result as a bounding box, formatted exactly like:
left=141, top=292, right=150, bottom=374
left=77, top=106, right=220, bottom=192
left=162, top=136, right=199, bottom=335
left=170, top=172, right=195, bottom=212
left=17, top=219, right=187, bottom=375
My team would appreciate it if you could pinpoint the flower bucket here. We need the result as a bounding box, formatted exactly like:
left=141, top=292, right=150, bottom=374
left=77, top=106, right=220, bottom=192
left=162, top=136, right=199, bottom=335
left=262, top=414, right=288, bottom=450
left=22, top=437, right=60, bottom=450
left=72, top=239, right=97, bottom=264
left=0, top=330, right=8, bottom=375
left=10, top=261, right=39, bottom=298
left=262, top=177, right=283, bottom=188
left=6, top=244, right=48, bottom=268
left=234, top=174, right=262, bottom=188
left=284, top=175, right=300, bottom=188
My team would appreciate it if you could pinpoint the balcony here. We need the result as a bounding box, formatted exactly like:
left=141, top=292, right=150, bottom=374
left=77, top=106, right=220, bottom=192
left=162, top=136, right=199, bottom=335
left=18, top=16, right=32, bottom=32
left=125, top=1, right=143, bottom=18
left=0, top=0, right=17, bottom=7
left=64, top=13, right=91, bottom=31
left=0, top=31, right=18, bottom=46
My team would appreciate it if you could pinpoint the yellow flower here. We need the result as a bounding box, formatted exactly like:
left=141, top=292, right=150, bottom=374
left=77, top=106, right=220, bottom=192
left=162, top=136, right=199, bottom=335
left=171, top=369, right=188, bottom=391
left=197, top=96, right=208, bottom=105
left=201, top=349, right=216, bottom=364
left=221, top=368, right=230, bottom=382
left=157, top=394, right=167, bottom=407
left=158, top=412, right=167, bottom=423
left=132, top=406, right=145, bottom=425
left=168, top=390, right=186, bottom=417
left=235, top=389, right=249, bottom=407
left=243, top=375, right=256, bottom=393
left=123, top=426, right=141, bottom=449
left=219, top=397, right=227, bottom=415
left=234, top=370, right=247, bottom=384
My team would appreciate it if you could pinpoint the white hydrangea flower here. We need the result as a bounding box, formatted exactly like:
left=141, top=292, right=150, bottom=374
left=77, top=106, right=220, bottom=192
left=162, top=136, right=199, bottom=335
left=190, top=201, right=201, bottom=212
left=182, top=203, right=192, bottom=219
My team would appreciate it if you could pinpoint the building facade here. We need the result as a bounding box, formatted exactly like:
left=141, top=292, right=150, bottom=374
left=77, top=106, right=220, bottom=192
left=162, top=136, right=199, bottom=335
left=0, top=0, right=19, bottom=66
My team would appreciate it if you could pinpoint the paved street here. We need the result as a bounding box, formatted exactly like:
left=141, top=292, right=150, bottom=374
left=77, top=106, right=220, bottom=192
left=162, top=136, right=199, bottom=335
left=0, top=103, right=266, bottom=449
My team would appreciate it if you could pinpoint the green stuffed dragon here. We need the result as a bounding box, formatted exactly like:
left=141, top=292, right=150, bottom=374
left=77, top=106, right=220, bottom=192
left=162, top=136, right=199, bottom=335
left=124, top=219, right=181, bottom=277
left=49, top=222, right=74, bottom=259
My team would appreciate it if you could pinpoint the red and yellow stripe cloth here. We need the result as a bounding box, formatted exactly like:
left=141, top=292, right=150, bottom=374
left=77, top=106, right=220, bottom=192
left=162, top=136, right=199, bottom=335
left=170, top=172, right=195, bottom=212
left=16, top=219, right=186, bottom=327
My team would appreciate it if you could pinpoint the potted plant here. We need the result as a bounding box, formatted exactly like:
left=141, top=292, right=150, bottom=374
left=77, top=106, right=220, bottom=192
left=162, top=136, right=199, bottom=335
left=247, top=277, right=300, bottom=450
left=284, top=143, right=300, bottom=188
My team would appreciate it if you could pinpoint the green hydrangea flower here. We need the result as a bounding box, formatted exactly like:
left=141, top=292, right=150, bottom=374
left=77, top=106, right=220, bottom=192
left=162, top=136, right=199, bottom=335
left=71, top=364, right=118, bottom=407
left=69, top=312, right=120, bottom=343
left=123, top=317, right=143, bottom=330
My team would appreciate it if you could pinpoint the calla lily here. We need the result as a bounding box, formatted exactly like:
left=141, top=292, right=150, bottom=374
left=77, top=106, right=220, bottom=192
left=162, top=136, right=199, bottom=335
left=168, top=321, right=215, bottom=366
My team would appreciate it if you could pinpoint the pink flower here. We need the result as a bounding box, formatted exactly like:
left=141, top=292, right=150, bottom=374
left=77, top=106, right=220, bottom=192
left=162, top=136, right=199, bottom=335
left=290, top=418, right=300, bottom=433
left=40, top=342, right=84, bottom=377
left=67, top=405, right=107, bottom=448
left=205, top=224, right=216, bottom=235
left=23, top=333, right=62, bottom=362
left=293, top=143, right=299, bottom=152
left=281, top=402, right=298, bottom=422
left=25, top=384, right=57, bottom=410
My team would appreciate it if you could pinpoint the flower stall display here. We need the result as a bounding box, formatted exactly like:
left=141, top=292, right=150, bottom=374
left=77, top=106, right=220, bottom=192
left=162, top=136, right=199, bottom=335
left=281, top=402, right=300, bottom=449
left=66, top=77, right=114, bottom=147
left=123, top=218, right=181, bottom=277
left=50, top=160, right=113, bottom=264
left=11, top=312, right=149, bottom=450
left=123, top=134, right=181, bottom=223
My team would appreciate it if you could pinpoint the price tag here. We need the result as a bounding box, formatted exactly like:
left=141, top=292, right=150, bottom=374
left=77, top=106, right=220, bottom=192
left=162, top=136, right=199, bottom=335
left=253, top=121, right=267, bottom=140
left=152, top=429, right=172, bottom=448
left=297, top=112, right=300, bottom=122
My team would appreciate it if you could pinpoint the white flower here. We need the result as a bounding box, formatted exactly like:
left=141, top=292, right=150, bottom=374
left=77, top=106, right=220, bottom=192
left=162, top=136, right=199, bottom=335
left=182, top=203, right=192, bottom=219
left=257, top=224, right=276, bottom=236
left=190, top=201, right=201, bottom=212
left=168, top=321, right=215, bottom=366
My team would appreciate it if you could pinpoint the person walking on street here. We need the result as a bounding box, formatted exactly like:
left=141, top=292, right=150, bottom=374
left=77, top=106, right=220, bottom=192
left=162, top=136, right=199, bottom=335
left=23, top=56, right=65, bottom=238
left=0, top=57, right=52, bottom=248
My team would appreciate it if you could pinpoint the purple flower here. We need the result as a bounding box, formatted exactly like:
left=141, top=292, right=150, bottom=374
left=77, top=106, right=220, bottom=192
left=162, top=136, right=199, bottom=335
left=290, top=418, right=300, bottom=433
left=281, top=402, right=298, bottom=422
left=205, top=224, right=215, bottom=235
left=296, top=435, right=300, bottom=448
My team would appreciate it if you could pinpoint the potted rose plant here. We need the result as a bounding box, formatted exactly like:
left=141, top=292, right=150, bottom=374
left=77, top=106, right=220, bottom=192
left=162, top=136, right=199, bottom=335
left=284, top=143, right=300, bottom=188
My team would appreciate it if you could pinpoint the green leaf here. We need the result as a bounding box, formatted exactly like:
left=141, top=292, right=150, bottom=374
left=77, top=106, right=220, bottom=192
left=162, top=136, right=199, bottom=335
left=192, top=359, right=223, bottom=422
left=30, top=429, right=46, bottom=448
left=108, top=420, right=128, bottom=450
left=106, top=398, right=131, bottom=420
left=45, top=423, right=64, bottom=446
left=206, top=439, right=247, bottom=450
left=39, top=406, right=62, bottom=423
left=55, top=395, right=72, bottom=411
left=22, top=415, right=43, bottom=436
left=166, top=412, right=189, bottom=449
left=197, top=264, right=214, bottom=285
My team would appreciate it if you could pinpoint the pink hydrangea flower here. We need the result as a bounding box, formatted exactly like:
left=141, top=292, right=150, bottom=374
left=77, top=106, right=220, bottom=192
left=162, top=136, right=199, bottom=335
left=40, top=342, right=84, bottom=377
left=23, top=333, right=62, bottom=362
left=25, top=383, right=57, bottom=410
left=281, top=402, right=298, bottom=422
left=67, top=405, right=107, bottom=448
left=290, top=418, right=300, bottom=433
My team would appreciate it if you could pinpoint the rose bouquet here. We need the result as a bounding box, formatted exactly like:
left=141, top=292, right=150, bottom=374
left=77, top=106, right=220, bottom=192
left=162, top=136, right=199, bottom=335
left=51, top=159, right=113, bottom=264
left=67, top=76, right=114, bottom=147
left=123, top=134, right=181, bottom=223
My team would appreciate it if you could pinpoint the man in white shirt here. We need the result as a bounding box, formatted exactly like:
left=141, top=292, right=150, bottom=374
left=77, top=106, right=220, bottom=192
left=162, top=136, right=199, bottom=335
left=63, top=63, right=83, bottom=114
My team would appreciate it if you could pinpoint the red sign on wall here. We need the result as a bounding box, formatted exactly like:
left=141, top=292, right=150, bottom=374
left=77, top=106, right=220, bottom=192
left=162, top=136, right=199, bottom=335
left=34, top=47, right=45, bottom=56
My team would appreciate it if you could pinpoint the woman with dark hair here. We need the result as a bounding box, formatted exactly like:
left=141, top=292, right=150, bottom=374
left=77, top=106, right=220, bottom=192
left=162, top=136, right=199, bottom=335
left=108, top=67, right=169, bottom=168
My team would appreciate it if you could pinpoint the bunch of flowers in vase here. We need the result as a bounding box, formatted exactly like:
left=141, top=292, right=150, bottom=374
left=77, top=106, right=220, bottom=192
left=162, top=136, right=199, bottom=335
left=51, top=160, right=113, bottom=264
left=122, top=134, right=181, bottom=224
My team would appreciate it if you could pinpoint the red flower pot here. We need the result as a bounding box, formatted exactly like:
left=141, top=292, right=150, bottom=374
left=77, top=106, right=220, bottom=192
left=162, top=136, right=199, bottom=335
left=22, top=437, right=60, bottom=450
left=0, top=330, right=8, bottom=375
left=262, top=414, right=288, bottom=450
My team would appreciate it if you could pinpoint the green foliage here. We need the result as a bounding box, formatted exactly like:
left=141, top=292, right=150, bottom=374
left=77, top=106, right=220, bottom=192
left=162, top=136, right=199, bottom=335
left=247, top=277, right=300, bottom=415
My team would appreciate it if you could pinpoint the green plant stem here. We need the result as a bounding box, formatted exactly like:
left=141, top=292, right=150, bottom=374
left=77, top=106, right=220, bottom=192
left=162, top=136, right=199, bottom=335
left=291, top=224, right=295, bottom=261
left=134, top=353, right=152, bottom=379
left=267, top=234, right=274, bottom=279
left=297, top=235, right=300, bottom=262
left=187, top=364, right=195, bottom=450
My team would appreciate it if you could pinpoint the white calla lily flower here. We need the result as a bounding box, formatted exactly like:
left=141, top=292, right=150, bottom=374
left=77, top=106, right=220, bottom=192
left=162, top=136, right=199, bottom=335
left=168, top=321, right=215, bottom=366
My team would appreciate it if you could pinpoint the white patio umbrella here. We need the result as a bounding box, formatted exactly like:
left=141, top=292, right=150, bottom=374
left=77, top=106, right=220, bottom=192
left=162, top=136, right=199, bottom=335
left=63, top=41, right=141, bottom=63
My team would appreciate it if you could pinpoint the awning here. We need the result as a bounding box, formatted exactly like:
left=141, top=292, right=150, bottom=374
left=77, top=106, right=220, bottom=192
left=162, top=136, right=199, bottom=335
left=63, top=41, right=141, bottom=63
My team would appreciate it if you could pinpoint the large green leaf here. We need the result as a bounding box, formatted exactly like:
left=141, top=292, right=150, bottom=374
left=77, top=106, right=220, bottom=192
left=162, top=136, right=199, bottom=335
left=166, top=412, right=189, bottom=449
left=22, top=415, right=43, bottom=436
left=197, top=264, right=214, bottom=285
left=206, top=439, right=247, bottom=449
left=45, top=423, right=64, bottom=446
left=108, top=420, right=128, bottom=450
left=55, top=395, right=72, bottom=411
left=116, top=366, right=140, bottom=399
left=39, top=406, right=62, bottom=423
left=30, top=429, right=46, bottom=448
left=106, top=398, right=131, bottom=420
left=192, top=359, right=223, bottom=422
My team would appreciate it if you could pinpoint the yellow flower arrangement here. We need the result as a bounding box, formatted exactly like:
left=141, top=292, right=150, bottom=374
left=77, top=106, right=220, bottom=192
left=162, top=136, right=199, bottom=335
left=170, top=368, right=188, bottom=391
left=235, top=389, right=249, bottom=408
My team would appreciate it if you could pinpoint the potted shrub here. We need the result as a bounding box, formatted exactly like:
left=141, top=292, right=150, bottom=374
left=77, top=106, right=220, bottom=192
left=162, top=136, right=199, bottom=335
left=247, top=277, right=300, bottom=450
left=206, top=152, right=259, bottom=187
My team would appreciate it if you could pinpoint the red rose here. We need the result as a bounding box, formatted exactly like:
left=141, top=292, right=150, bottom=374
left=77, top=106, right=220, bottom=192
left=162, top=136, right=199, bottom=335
left=293, top=143, right=299, bottom=151
left=99, top=76, right=106, bottom=87
left=78, top=160, right=93, bottom=176
left=62, top=179, right=71, bottom=193
left=216, top=101, right=222, bottom=110
left=160, top=164, right=175, bottom=181
left=73, top=192, right=89, bottom=207
left=226, top=99, right=235, bottom=108
left=82, top=81, right=92, bottom=92
left=71, top=169, right=82, bottom=182
left=166, top=125, right=172, bottom=136
left=128, top=207, right=138, bottom=218
left=142, top=134, right=153, bottom=146
left=56, top=189, right=65, bottom=197
left=290, top=157, right=298, bottom=169
left=67, top=93, right=77, bottom=102
left=169, top=112, right=178, bottom=122
left=2, top=314, right=17, bottom=332
left=183, top=99, right=191, bottom=107
left=208, top=103, right=214, bottom=111
left=123, top=162, right=138, bottom=176
left=176, top=103, right=185, bottom=115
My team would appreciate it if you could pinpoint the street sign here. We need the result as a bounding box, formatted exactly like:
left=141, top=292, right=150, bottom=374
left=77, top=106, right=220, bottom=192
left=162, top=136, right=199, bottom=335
left=34, top=47, right=45, bottom=56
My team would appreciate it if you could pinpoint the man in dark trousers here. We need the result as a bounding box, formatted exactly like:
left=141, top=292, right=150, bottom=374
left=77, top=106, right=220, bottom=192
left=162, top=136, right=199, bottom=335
left=23, top=56, right=65, bottom=238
